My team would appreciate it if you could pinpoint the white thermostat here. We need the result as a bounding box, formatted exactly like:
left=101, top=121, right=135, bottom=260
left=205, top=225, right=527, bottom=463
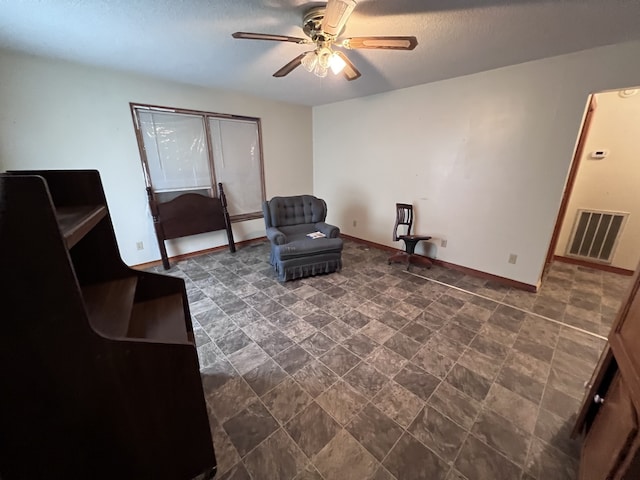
left=590, top=150, right=608, bottom=159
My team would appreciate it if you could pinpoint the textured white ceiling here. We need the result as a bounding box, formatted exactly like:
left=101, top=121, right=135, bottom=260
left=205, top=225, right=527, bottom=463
left=2, top=0, right=640, bottom=106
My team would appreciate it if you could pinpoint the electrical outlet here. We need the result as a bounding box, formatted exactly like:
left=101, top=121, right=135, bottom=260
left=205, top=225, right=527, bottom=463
left=353, top=220, right=357, bottom=227
left=441, top=239, right=447, bottom=248
left=136, top=241, right=144, bottom=251
left=508, top=253, right=517, bottom=264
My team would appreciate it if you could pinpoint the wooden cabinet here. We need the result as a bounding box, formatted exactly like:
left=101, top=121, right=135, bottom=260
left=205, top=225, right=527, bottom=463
left=580, top=372, right=637, bottom=480
left=575, top=269, right=640, bottom=480
left=0, top=170, right=216, bottom=479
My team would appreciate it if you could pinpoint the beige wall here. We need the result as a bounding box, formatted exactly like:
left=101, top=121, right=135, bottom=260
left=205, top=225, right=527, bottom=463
left=0, top=50, right=313, bottom=265
left=4, top=40, right=640, bottom=282
left=555, top=89, right=640, bottom=270
left=313, top=41, right=640, bottom=287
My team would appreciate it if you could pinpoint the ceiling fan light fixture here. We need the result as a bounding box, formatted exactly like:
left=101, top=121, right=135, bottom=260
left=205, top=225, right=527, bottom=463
left=317, top=47, right=332, bottom=69
left=313, top=63, right=328, bottom=77
left=329, top=52, right=347, bottom=75
left=301, top=51, right=317, bottom=72
left=301, top=48, right=344, bottom=77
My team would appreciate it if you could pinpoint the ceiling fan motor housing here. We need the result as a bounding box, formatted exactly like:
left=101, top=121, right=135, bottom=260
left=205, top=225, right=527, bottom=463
left=303, top=7, right=339, bottom=44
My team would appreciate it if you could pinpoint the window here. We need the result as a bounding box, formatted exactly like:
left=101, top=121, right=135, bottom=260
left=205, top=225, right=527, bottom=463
left=130, top=103, right=265, bottom=221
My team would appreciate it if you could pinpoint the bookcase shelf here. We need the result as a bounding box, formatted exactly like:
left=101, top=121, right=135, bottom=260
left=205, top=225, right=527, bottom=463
left=0, top=169, right=216, bottom=479
left=82, top=277, right=138, bottom=337
left=56, top=205, right=107, bottom=248
left=129, top=293, right=189, bottom=343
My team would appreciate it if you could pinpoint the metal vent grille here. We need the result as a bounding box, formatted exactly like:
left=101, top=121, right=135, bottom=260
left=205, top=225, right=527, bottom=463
left=567, top=209, right=628, bottom=263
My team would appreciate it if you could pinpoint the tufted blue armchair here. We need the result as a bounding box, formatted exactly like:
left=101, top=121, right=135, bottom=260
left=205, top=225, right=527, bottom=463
left=263, top=195, right=343, bottom=282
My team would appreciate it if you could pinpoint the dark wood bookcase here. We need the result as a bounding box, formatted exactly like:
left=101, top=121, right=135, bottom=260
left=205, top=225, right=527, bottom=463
left=0, top=170, right=216, bottom=479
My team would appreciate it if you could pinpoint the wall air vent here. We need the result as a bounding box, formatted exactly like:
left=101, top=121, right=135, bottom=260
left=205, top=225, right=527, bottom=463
left=566, top=209, right=628, bottom=264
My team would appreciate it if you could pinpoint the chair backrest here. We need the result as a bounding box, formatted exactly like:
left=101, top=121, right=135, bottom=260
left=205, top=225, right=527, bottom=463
left=393, top=203, right=414, bottom=240
left=263, top=195, right=327, bottom=228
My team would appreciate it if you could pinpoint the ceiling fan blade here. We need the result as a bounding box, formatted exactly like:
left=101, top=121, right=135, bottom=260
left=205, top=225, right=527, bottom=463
left=334, top=51, right=361, bottom=81
left=322, top=0, right=357, bottom=36
left=342, top=36, right=418, bottom=50
left=273, top=53, right=306, bottom=78
left=232, top=32, right=307, bottom=44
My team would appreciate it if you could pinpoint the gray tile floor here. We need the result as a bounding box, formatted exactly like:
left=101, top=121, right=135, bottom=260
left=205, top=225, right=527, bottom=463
left=155, top=239, right=632, bottom=480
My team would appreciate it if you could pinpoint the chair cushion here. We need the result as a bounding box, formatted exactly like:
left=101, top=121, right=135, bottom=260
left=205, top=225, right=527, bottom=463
left=279, top=224, right=316, bottom=238
left=274, top=237, right=343, bottom=260
left=398, top=235, right=432, bottom=241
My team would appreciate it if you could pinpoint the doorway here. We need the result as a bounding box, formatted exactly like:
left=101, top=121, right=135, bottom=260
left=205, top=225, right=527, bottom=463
left=544, top=87, right=640, bottom=279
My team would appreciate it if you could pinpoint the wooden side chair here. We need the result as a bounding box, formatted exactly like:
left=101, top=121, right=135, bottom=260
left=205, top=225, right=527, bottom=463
left=388, top=203, right=433, bottom=270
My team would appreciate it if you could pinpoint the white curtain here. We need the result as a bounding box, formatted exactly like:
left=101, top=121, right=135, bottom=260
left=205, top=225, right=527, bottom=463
left=209, top=118, right=262, bottom=216
left=139, top=111, right=211, bottom=192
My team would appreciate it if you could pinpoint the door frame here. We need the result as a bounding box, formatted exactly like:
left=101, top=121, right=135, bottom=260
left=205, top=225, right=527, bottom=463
left=543, top=95, right=597, bottom=276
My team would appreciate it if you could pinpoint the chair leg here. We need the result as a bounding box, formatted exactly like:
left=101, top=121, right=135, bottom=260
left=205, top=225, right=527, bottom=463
left=404, top=239, right=420, bottom=255
left=407, top=253, right=432, bottom=270
left=389, top=241, right=432, bottom=270
left=388, top=251, right=411, bottom=268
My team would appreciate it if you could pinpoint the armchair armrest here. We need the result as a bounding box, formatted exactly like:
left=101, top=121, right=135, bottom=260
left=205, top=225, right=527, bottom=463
left=266, top=226, right=287, bottom=245
left=315, top=222, right=340, bottom=238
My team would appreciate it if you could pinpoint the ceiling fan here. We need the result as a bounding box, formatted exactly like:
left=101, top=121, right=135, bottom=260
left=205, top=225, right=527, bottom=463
left=231, top=0, right=418, bottom=81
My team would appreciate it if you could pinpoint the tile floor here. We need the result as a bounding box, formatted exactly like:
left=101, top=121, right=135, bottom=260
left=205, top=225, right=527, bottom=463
left=153, top=239, right=632, bottom=480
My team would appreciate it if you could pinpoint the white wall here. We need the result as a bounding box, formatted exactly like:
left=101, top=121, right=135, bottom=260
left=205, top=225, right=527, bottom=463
left=314, top=41, right=640, bottom=287
left=555, top=89, right=640, bottom=270
left=0, top=50, right=313, bottom=265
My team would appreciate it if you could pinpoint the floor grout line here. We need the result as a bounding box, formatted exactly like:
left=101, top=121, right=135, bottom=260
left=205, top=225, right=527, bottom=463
left=403, top=270, right=608, bottom=341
